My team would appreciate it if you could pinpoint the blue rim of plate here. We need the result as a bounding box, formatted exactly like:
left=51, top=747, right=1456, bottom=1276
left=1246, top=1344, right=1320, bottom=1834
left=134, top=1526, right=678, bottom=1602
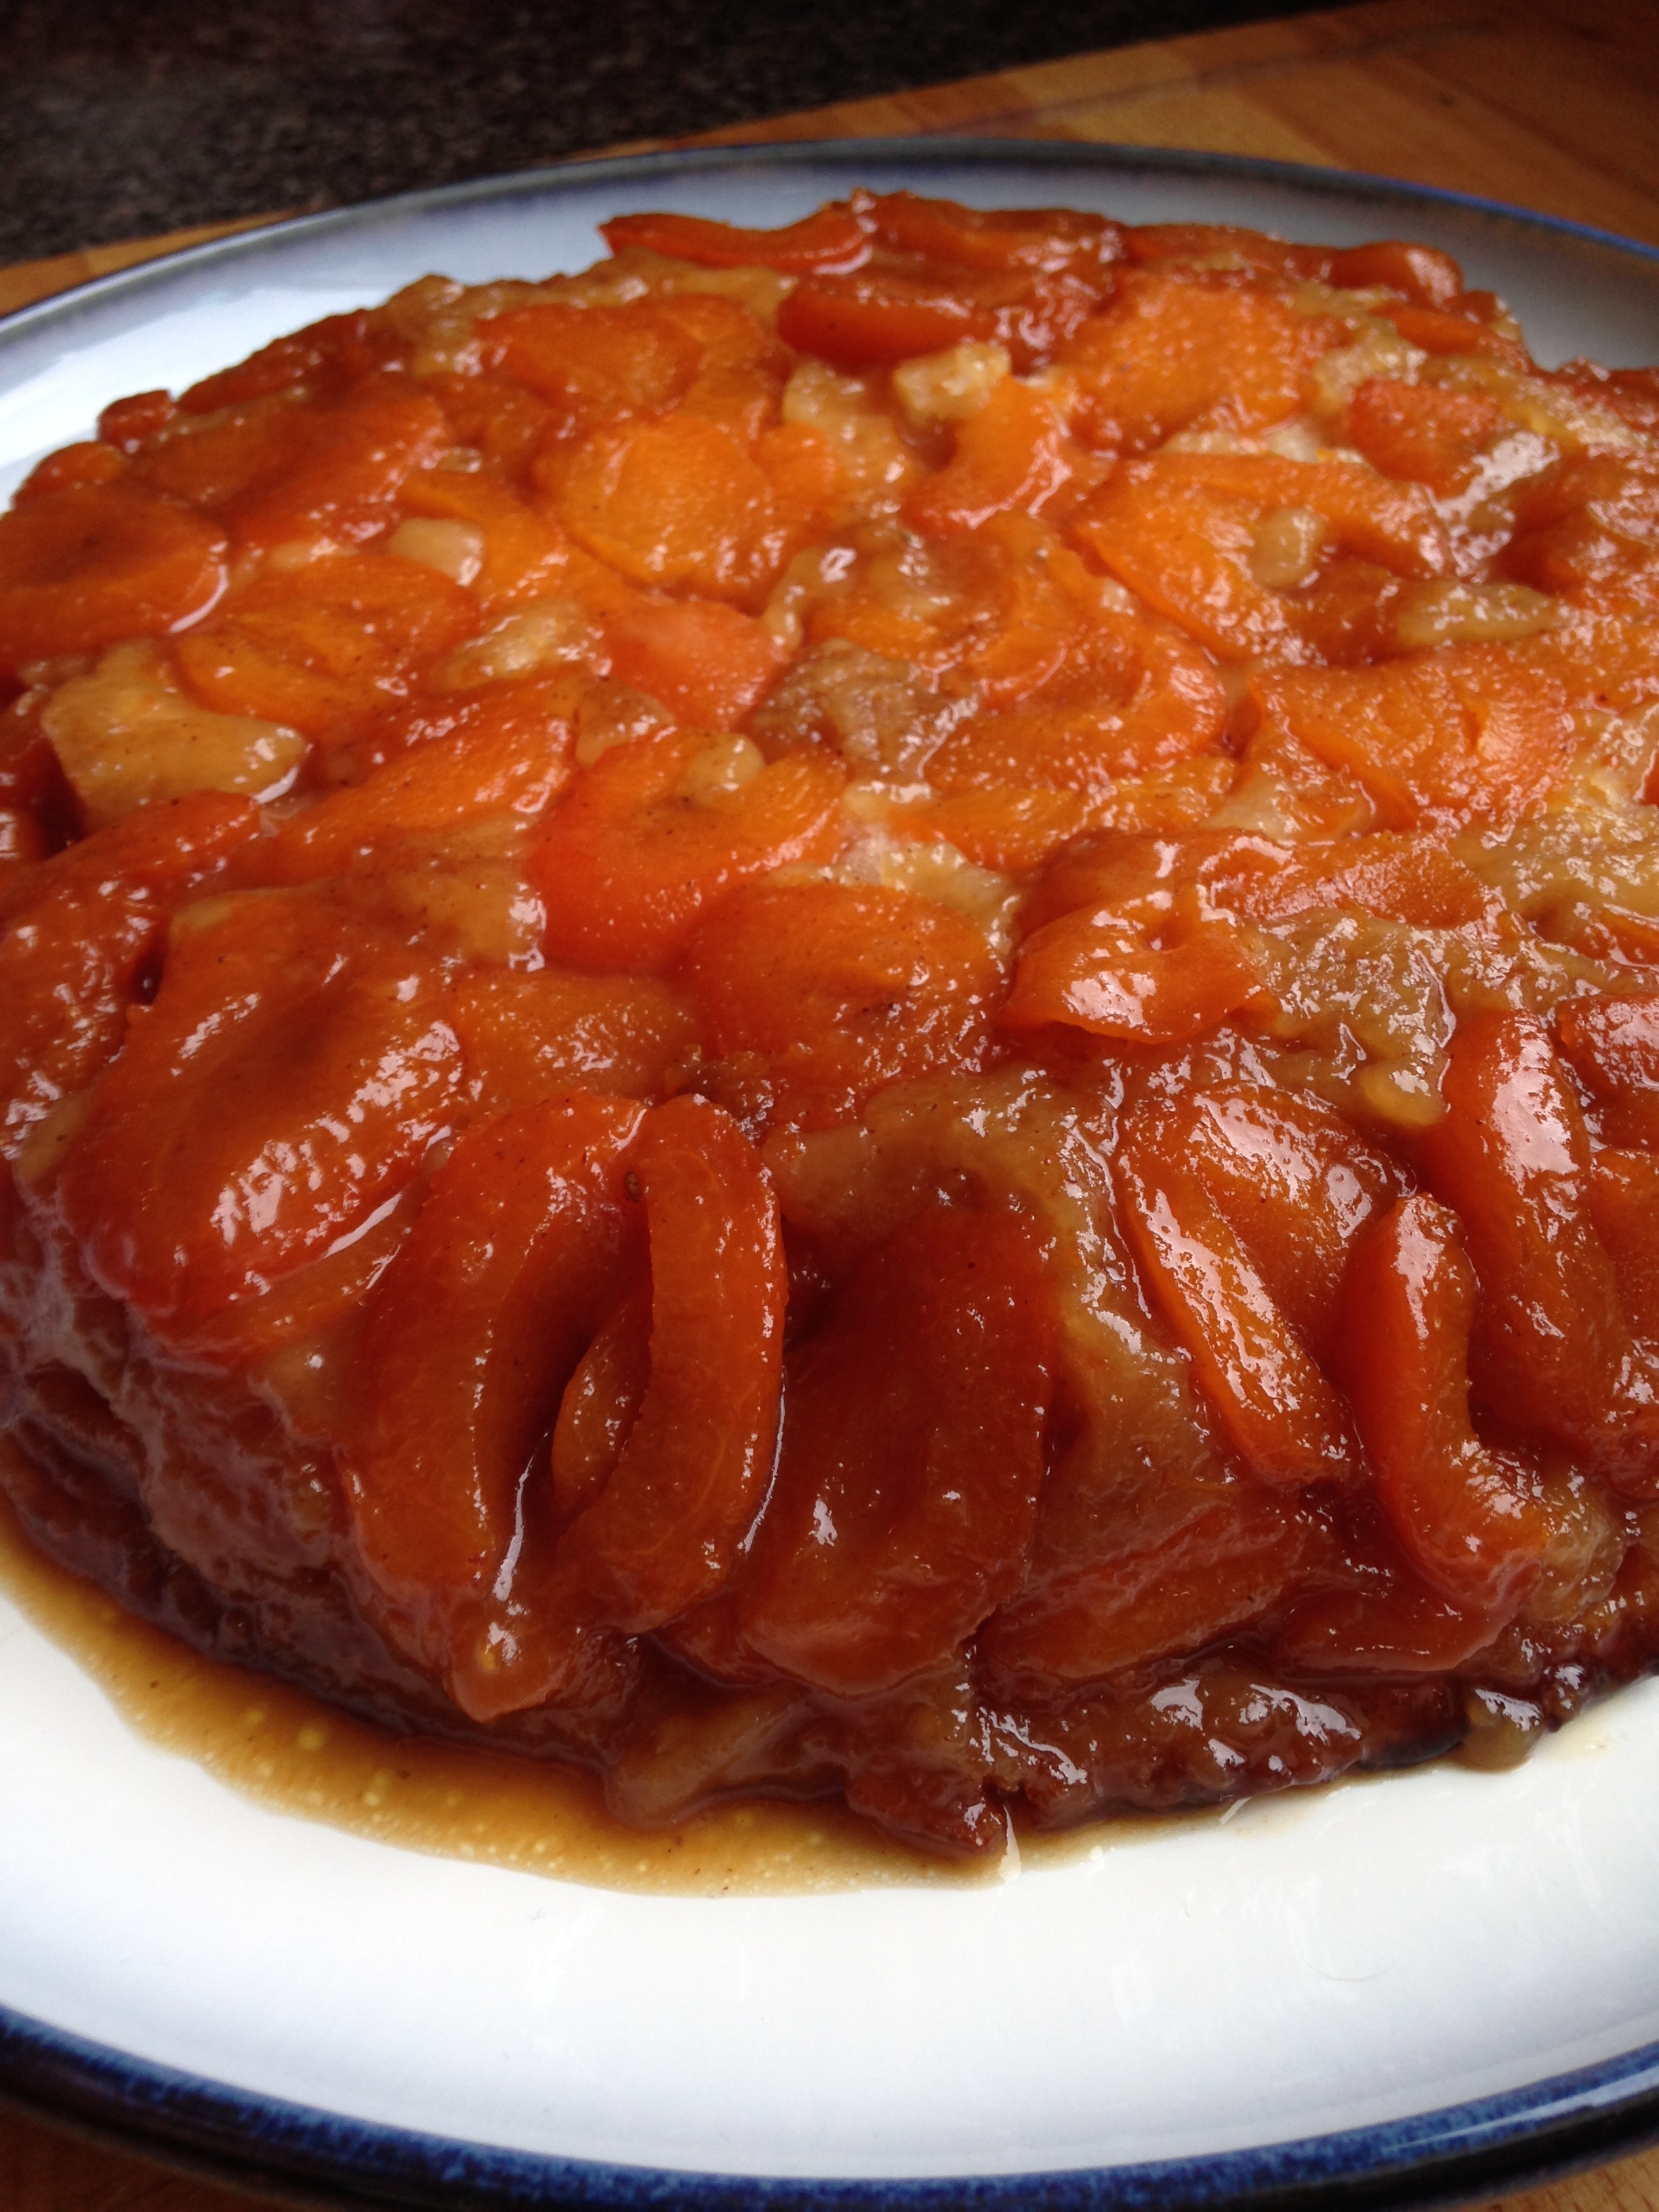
left=2, top=137, right=1658, bottom=2209
left=6, top=1995, right=1659, bottom=2211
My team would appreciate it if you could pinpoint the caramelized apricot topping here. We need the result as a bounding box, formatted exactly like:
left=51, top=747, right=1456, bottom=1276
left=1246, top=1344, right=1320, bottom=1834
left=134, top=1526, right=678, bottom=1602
left=4, top=190, right=1659, bottom=1860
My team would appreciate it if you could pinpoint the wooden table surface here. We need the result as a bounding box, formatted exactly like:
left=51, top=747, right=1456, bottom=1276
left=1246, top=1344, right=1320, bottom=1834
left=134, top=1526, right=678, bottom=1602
left=3, top=0, right=1658, bottom=2203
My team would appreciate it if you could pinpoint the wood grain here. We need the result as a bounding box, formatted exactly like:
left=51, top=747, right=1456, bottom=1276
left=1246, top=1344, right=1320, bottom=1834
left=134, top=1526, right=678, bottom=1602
left=0, top=2105, right=258, bottom=2212
left=3, top=1, right=1658, bottom=2203
left=3, top=0, right=1658, bottom=323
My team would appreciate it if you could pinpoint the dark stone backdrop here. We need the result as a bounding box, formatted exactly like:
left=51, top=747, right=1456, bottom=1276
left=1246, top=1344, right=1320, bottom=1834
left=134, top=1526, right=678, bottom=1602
left=0, top=0, right=1336, bottom=264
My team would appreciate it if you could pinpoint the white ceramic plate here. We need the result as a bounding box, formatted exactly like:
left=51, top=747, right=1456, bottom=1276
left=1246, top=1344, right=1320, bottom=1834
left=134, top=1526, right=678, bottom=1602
left=4, top=144, right=1659, bottom=2211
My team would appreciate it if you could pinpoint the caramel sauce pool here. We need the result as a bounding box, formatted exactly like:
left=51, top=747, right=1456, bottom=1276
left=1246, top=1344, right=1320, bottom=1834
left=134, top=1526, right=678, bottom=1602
left=0, top=1465, right=1200, bottom=1893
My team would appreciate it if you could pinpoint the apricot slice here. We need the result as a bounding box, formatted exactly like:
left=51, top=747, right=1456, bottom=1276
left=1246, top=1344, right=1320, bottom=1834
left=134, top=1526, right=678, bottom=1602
left=178, top=308, right=398, bottom=415
left=1346, top=378, right=1509, bottom=493
left=867, top=191, right=1122, bottom=277
left=246, top=691, right=579, bottom=885
left=340, top=1094, right=644, bottom=1666
left=1160, top=453, right=1448, bottom=577
left=482, top=302, right=703, bottom=441
left=224, top=380, right=451, bottom=552
left=547, top=1096, right=785, bottom=1629
left=603, top=596, right=785, bottom=730
left=1019, top=827, right=1288, bottom=937
left=169, top=1184, right=422, bottom=1376
left=424, top=370, right=551, bottom=480
left=895, top=787, right=1090, bottom=874
left=0, top=489, right=227, bottom=676
left=0, top=792, right=260, bottom=1155
left=1115, top=1095, right=1365, bottom=1486
left=1185, top=1086, right=1405, bottom=1356
left=1591, top=1149, right=1659, bottom=1347
left=1059, top=272, right=1336, bottom=451
left=1556, top=994, right=1659, bottom=1151
left=739, top=1203, right=1054, bottom=1695
left=14, top=443, right=127, bottom=501
left=97, top=389, right=179, bottom=455
left=1036, top=825, right=1492, bottom=937
left=550, top=413, right=788, bottom=602
left=177, top=552, right=480, bottom=739
left=951, top=530, right=1091, bottom=709
left=131, top=397, right=302, bottom=515
left=1233, top=834, right=1498, bottom=932
left=1340, top=1195, right=1550, bottom=1618
left=661, top=295, right=790, bottom=427
left=1502, top=455, right=1659, bottom=611
left=57, top=893, right=464, bottom=1332
left=1277, top=1563, right=1494, bottom=1676
left=398, top=470, right=569, bottom=609
left=1071, top=470, right=1294, bottom=665
left=1328, top=241, right=1463, bottom=306
left=928, top=607, right=1225, bottom=797
left=600, top=205, right=872, bottom=273
left=550, top=1278, right=653, bottom=1530
left=450, top=968, right=696, bottom=1113
left=682, top=880, right=999, bottom=1127
left=1071, top=454, right=1448, bottom=666
left=1003, top=903, right=1269, bottom=1044
left=779, top=267, right=1099, bottom=375
left=1123, top=223, right=1329, bottom=278
left=531, top=725, right=845, bottom=971
left=1382, top=304, right=1526, bottom=365
left=0, top=782, right=260, bottom=920
left=981, top=1489, right=1316, bottom=1684
left=1254, top=648, right=1574, bottom=829
left=904, top=380, right=1073, bottom=536
left=453, top=1097, right=786, bottom=1719
left=1420, top=1010, right=1658, bottom=1486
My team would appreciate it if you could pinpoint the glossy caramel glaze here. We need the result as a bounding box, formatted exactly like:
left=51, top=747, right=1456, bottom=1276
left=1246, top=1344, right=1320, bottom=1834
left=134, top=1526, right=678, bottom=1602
left=0, top=1443, right=989, bottom=1893
left=3, top=194, right=1659, bottom=1863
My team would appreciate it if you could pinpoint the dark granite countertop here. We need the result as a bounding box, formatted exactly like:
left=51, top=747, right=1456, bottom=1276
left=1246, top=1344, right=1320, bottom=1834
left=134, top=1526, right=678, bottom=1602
left=1, top=0, right=1336, bottom=264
